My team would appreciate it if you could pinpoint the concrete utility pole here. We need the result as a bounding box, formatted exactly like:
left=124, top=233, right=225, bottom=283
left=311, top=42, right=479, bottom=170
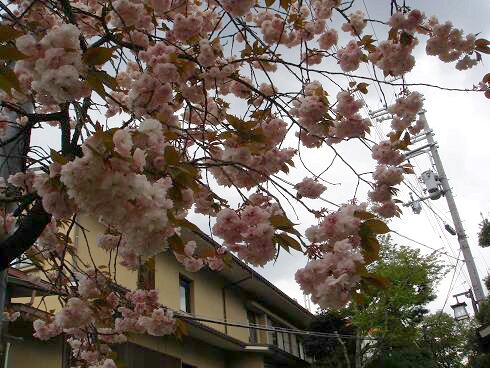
left=369, top=107, right=485, bottom=303
left=0, top=102, right=32, bottom=366
left=418, top=113, right=485, bottom=302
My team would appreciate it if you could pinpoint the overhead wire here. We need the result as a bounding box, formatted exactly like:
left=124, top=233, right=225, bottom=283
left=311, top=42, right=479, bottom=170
left=177, top=312, right=379, bottom=340
left=391, top=230, right=461, bottom=261
left=440, top=254, right=464, bottom=313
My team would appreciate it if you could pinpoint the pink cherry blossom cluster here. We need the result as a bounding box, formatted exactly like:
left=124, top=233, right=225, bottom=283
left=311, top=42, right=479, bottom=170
left=294, top=177, right=327, bottom=199
left=213, top=196, right=283, bottom=266
left=337, top=40, right=364, bottom=72
left=425, top=18, right=477, bottom=69
left=209, top=117, right=294, bottom=189
left=68, top=336, right=118, bottom=368
left=368, top=165, right=403, bottom=217
left=32, top=169, right=77, bottom=220
left=291, top=81, right=329, bottom=145
left=389, top=10, right=425, bottom=32
left=174, top=240, right=225, bottom=272
left=305, top=202, right=366, bottom=246
left=116, top=289, right=176, bottom=336
left=318, top=29, right=338, bottom=49
left=218, top=0, right=255, bottom=17
left=295, top=239, right=365, bottom=308
left=313, top=0, right=340, bottom=20
left=59, top=119, right=177, bottom=266
left=371, top=140, right=404, bottom=166
left=15, top=24, right=89, bottom=104
left=387, top=91, right=424, bottom=133
left=341, top=10, right=366, bottom=36
left=328, top=91, right=371, bottom=143
left=369, top=38, right=418, bottom=77
left=35, top=220, right=64, bottom=256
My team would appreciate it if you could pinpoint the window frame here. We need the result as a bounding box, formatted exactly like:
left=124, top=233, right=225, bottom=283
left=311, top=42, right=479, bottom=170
left=179, top=275, right=193, bottom=313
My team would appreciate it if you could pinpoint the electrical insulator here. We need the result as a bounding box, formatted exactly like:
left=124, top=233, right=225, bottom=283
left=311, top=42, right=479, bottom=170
left=420, top=170, right=442, bottom=200
left=407, top=193, right=422, bottom=214
left=411, top=201, right=422, bottom=214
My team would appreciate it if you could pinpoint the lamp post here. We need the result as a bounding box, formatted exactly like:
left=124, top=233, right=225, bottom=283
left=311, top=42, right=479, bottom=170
left=450, top=289, right=478, bottom=320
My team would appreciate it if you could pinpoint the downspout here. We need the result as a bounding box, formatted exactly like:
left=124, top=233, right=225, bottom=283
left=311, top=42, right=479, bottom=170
left=222, top=288, right=227, bottom=335
left=221, top=275, right=253, bottom=335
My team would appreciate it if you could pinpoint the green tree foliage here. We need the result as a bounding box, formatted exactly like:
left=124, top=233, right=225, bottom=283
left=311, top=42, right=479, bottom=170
left=351, top=239, right=446, bottom=356
left=365, top=349, right=435, bottom=368
left=478, top=218, right=490, bottom=248
left=419, top=313, right=469, bottom=368
left=306, top=238, right=447, bottom=367
left=303, top=311, right=356, bottom=367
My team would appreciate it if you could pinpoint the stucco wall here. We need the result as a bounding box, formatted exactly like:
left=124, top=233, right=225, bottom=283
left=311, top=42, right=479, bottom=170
left=76, top=214, right=138, bottom=291
left=155, top=252, right=250, bottom=343
left=8, top=336, right=63, bottom=368
left=132, top=334, right=227, bottom=368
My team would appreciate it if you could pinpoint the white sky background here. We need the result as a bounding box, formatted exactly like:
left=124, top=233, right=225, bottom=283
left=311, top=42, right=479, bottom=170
left=252, top=0, right=490, bottom=315
left=28, top=0, right=490, bottom=316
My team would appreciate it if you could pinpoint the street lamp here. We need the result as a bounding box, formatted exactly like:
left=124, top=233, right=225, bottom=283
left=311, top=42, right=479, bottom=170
left=451, top=300, right=469, bottom=321
left=450, top=289, right=478, bottom=320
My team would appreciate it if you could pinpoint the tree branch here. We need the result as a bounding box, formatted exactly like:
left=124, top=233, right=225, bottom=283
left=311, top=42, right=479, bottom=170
left=0, top=200, right=51, bottom=271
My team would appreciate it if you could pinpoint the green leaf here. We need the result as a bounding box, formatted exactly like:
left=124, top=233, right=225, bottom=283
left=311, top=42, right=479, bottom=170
left=164, top=146, right=180, bottom=166
left=83, top=47, right=115, bottom=66
left=0, top=67, right=21, bottom=96
left=168, top=234, right=185, bottom=254
left=365, top=219, right=390, bottom=234
left=279, top=0, right=290, bottom=10
left=0, top=46, right=27, bottom=61
left=50, top=149, right=69, bottom=165
left=269, top=215, right=296, bottom=230
left=85, top=70, right=118, bottom=97
left=354, top=210, right=375, bottom=220
left=362, top=273, right=391, bottom=289
left=0, top=25, right=23, bottom=42
left=362, top=236, right=380, bottom=263
left=275, top=232, right=302, bottom=252
left=357, top=83, right=369, bottom=94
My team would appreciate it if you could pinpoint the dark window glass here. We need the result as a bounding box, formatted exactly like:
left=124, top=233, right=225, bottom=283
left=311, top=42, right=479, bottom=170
left=247, top=310, right=258, bottom=343
left=283, top=332, right=291, bottom=353
left=179, top=276, right=192, bottom=313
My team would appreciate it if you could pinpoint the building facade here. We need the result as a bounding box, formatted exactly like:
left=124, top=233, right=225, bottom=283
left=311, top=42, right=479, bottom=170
left=5, top=215, right=314, bottom=368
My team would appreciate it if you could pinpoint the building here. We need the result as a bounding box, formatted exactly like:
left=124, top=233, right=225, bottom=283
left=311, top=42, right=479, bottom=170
left=5, top=214, right=314, bottom=368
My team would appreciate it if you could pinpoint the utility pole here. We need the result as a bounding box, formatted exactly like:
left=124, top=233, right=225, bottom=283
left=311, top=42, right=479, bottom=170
left=0, top=102, right=32, bottom=366
left=369, top=107, right=485, bottom=303
left=418, top=112, right=485, bottom=302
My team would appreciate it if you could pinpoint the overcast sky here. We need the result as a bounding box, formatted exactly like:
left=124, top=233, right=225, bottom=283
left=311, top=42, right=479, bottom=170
left=252, top=0, right=490, bottom=315
left=28, top=0, right=490, bottom=316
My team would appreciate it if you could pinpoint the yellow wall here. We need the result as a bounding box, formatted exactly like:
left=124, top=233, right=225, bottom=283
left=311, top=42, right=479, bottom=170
left=8, top=336, right=63, bottom=368
left=133, top=334, right=227, bottom=368
left=75, top=214, right=138, bottom=291
left=155, top=252, right=250, bottom=343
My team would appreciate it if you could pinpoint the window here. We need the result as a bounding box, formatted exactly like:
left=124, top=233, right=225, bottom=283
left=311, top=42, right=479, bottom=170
left=247, top=310, right=258, bottom=343
left=179, top=276, right=192, bottom=313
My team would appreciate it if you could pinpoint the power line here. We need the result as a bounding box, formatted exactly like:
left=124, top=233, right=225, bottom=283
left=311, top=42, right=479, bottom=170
left=440, top=254, right=463, bottom=313
left=177, top=312, right=379, bottom=340
left=391, top=230, right=462, bottom=261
